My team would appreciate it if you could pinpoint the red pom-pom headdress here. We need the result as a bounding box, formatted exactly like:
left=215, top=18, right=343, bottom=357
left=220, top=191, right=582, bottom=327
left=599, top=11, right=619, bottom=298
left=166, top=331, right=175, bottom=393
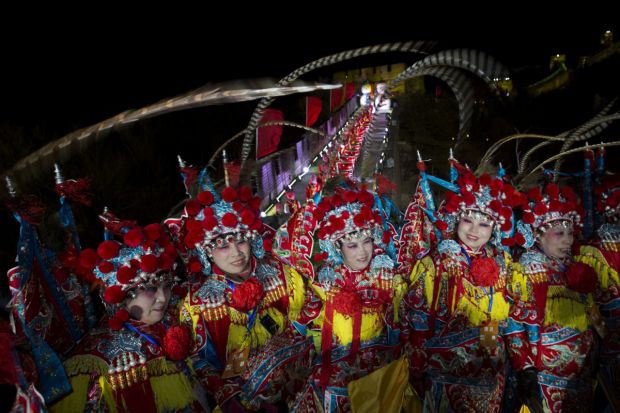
left=437, top=167, right=522, bottom=248
left=520, top=184, right=583, bottom=234
left=87, top=223, right=180, bottom=323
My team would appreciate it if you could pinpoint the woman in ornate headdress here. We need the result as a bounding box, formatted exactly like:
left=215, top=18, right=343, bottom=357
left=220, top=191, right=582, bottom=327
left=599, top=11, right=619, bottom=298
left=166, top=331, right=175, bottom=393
left=506, top=183, right=603, bottom=413
left=277, top=181, right=406, bottom=413
left=168, top=180, right=314, bottom=413
left=403, top=171, right=521, bottom=413
left=49, top=223, right=205, bottom=413
left=574, top=173, right=620, bottom=410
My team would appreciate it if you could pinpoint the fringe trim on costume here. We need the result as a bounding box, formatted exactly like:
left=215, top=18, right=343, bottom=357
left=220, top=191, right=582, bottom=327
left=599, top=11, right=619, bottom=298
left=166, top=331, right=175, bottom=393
left=150, top=371, right=196, bottom=411
left=285, top=265, right=306, bottom=322
left=63, top=355, right=109, bottom=377
left=543, top=286, right=591, bottom=331
left=576, top=246, right=619, bottom=289
left=455, top=292, right=510, bottom=326
left=96, top=360, right=191, bottom=413
left=49, top=374, right=91, bottom=413
left=408, top=256, right=436, bottom=308
left=509, top=263, right=529, bottom=301
left=99, top=375, right=119, bottom=413
left=393, top=275, right=406, bottom=323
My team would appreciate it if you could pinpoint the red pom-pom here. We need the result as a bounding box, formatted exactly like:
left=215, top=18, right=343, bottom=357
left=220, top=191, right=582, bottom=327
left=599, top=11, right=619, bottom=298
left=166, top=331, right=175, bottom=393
left=164, top=244, right=178, bottom=259
left=124, top=228, right=144, bottom=247
left=523, top=212, right=536, bottom=224
left=478, top=173, right=491, bottom=186
left=159, top=253, right=173, bottom=271
left=221, top=187, right=237, bottom=202
left=80, top=248, right=99, bottom=269
left=184, top=229, right=204, bottom=248
left=197, top=191, right=215, bottom=206
left=248, top=196, right=262, bottom=209
left=98, top=261, right=114, bottom=274
left=436, top=220, right=448, bottom=231
left=502, top=184, right=515, bottom=197
left=221, top=212, right=238, bottom=228
left=528, top=188, right=543, bottom=202
left=185, top=199, right=202, bottom=216
left=318, top=199, right=332, bottom=213
left=500, top=221, right=513, bottom=231
left=229, top=278, right=264, bottom=313
left=464, top=173, right=477, bottom=186
left=353, top=214, right=365, bottom=227
left=116, top=309, right=130, bottom=322
left=565, top=262, right=598, bottom=294
left=97, top=240, right=120, bottom=260
left=104, top=285, right=126, bottom=304
left=238, top=186, right=253, bottom=202
left=470, top=257, right=500, bottom=287
left=489, top=200, right=502, bottom=212
left=108, top=309, right=130, bottom=330
left=189, top=258, right=202, bottom=273
left=343, top=190, right=358, bottom=203
left=249, top=218, right=262, bottom=231
left=201, top=215, right=219, bottom=231
left=185, top=218, right=202, bottom=232
left=241, top=210, right=255, bottom=226
left=108, top=315, right=124, bottom=330
left=333, top=288, right=362, bottom=316
left=263, top=239, right=273, bottom=252
left=500, top=207, right=513, bottom=219
left=330, top=195, right=343, bottom=208
left=561, top=186, right=575, bottom=199
left=312, top=209, right=325, bottom=221
left=490, top=179, right=503, bottom=191
left=163, top=325, right=191, bottom=361
left=117, top=266, right=136, bottom=284
left=545, top=183, right=560, bottom=199
left=501, top=237, right=516, bottom=247
left=232, top=201, right=244, bottom=212
left=201, top=206, right=214, bottom=216
left=515, top=232, right=526, bottom=246
left=144, top=223, right=164, bottom=241
left=140, top=254, right=159, bottom=273
left=534, top=204, right=548, bottom=215
left=549, top=199, right=563, bottom=212
left=462, top=191, right=476, bottom=205
left=358, top=190, right=374, bottom=207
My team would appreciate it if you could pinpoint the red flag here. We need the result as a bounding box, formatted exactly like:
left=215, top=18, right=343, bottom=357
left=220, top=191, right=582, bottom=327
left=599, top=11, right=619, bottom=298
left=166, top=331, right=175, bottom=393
left=256, top=109, right=283, bottom=159
left=306, top=96, right=322, bottom=126
left=345, top=82, right=356, bottom=100
left=330, top=87, right=344, bottom=111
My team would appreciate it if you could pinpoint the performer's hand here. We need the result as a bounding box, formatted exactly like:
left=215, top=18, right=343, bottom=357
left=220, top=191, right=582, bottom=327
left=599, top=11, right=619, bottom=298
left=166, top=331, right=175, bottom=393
left=516, top=367, right=542, bottom=406
left=220, top=397, right=251, bottom=413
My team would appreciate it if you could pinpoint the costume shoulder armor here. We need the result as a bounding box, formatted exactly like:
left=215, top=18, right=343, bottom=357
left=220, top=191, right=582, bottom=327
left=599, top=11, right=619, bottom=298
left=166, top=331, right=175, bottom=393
left=438, top=239, right=461, bottom=256
left=190, top=277, right=227, bottom=308
left=519, top=251, right=546, bottom=271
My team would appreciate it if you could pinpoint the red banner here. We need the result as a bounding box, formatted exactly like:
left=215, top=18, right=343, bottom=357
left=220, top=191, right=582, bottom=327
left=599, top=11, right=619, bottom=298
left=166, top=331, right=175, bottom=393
left=256, top=109, right=283, bottom=159
left=330, top=87, right=344, bottom=111
left=306, top=96, right=322, bottom=126
left=345, top=82, right=356, bottom=100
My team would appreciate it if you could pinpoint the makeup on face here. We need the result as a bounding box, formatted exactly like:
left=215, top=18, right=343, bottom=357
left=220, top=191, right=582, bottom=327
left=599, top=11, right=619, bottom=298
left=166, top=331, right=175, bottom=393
left=538, top=222, right=574, bottom=259
left=457, top=215, right=494, bottom=252
left=340, top=235, right=373, bottom=270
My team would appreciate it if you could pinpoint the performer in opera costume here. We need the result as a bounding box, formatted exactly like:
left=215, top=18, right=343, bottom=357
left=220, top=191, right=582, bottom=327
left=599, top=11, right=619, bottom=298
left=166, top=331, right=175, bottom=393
left=167, top=177, right=315, bottom=413
left=574, top=173, right=620, bottom=410
left=276, top=179, right=406, bottom=413
left=403, top=170, right=522, bottom=413
left=506, top=183, right=604, bottom=413
left=49, top=223, right=207, bottom=413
